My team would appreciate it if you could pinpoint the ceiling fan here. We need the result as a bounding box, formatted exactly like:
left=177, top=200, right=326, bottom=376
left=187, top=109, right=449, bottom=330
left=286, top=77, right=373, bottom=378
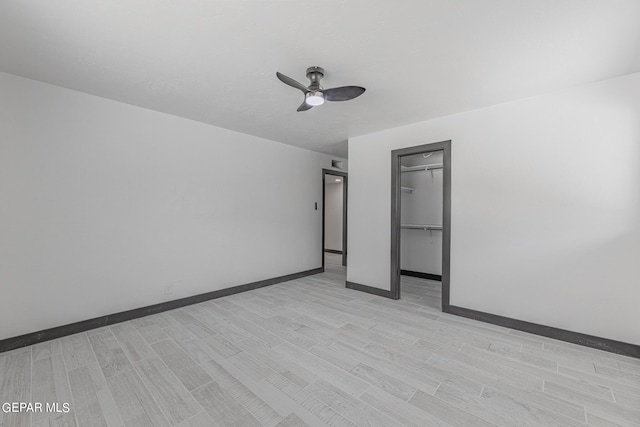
left=276, top=66, right=366, bottom=112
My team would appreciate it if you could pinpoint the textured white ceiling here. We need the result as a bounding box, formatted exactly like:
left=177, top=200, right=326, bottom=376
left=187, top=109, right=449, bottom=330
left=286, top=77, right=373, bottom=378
left=1, top=1, right=639, bottom=158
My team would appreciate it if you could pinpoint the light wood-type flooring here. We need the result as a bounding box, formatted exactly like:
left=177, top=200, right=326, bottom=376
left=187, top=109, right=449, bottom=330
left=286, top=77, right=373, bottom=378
left=1, top=254, right=639, bottom=426
left=400, top=274, right=442, bottom=311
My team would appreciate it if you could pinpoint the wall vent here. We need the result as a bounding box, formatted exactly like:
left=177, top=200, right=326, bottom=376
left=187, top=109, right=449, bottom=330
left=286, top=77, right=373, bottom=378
left=331, top=160, right=343, bottom=170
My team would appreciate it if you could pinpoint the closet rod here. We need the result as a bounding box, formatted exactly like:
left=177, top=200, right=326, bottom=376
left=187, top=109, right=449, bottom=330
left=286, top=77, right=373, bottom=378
left=401, top=163, right=443, bottom=173
left=401, top=224, right=443, bottom=231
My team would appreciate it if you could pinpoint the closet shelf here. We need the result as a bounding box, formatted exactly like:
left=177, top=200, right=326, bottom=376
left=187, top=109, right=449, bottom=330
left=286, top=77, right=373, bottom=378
left=401, top=186, right=414, bottom=194
left=401, top=163, right=443, bottom=173
left=401, top=224, right=443, bottom=231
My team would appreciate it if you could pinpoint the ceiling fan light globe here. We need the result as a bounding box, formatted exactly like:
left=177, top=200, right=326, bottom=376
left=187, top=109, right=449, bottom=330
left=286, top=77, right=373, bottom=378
left=305, top=91, right=325, bottom=106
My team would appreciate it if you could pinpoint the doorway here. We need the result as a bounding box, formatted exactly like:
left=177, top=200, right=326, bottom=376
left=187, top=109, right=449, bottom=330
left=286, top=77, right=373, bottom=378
left=322, top=169, right=347, bottom=270
left=390, top=141, right=451, bottom=310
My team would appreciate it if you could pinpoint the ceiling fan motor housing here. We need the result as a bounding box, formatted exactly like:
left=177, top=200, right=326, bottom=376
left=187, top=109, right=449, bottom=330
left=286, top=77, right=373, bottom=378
left=306, top=66, right=324, bottom=89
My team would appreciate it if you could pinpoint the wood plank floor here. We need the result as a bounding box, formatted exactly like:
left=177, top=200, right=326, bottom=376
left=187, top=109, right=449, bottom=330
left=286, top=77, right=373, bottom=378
left=400, top=274, right=442, bottom=311
left=1, top=254, right=639, bottom=426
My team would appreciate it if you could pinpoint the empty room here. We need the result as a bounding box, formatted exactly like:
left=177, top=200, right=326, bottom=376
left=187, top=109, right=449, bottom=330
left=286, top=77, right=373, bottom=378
left=1, top=1, right=639, bottom=426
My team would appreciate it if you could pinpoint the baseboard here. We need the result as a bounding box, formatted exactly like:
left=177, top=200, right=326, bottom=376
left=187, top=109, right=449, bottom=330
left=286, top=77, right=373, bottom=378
left=346, top=281, right=395, bottom=299
left=0, top=267, right=323, bottom=354
left=445, top=305, right=640, bottom=359
left=324, top=249, right=343, bottom=254
left=400, top=270, right=442, bottom=281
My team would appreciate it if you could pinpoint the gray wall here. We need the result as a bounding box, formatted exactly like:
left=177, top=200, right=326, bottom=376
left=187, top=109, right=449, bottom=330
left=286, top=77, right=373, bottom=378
left=0, top=72, right=347, bottom=340
left=348, top=72, right=640, bottom=345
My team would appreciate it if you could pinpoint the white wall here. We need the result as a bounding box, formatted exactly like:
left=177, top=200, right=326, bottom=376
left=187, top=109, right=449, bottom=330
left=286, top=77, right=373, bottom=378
left=0, top=72, right=346, bottom=341
left=348, top=73, right=640, bottom=345
left=401, top=152, right=443, bottom=275
left=324, top=181, right=343, bottom=252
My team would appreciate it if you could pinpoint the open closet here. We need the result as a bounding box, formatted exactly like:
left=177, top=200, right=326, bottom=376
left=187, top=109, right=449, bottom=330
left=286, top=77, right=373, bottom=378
left=399, top=150, right=444, bottom=308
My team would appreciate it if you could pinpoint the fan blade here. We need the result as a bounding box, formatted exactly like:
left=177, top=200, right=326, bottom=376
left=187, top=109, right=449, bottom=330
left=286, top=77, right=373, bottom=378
left=297, top=101, right=313, bottom=112
left=277, top=72, right=309, bottom=93
left=324, top=86, right=366, bottom=101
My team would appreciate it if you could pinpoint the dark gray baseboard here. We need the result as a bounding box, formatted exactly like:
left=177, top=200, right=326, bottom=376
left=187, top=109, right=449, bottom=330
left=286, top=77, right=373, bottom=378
left=445, top=305, right=640, bottom=359
left=0, top=267, right=323, bottom=354
left=324, top=249, right=343, bottom=254
left=401, top=270, right=442, bottom=281
left=346, top=281, right=395, bottom=299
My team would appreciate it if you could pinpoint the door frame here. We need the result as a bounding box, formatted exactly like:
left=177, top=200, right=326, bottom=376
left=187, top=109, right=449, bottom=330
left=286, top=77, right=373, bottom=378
left=390, top=140, right=451, bottom=307
left=322, top=169, right=348, bottom=268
